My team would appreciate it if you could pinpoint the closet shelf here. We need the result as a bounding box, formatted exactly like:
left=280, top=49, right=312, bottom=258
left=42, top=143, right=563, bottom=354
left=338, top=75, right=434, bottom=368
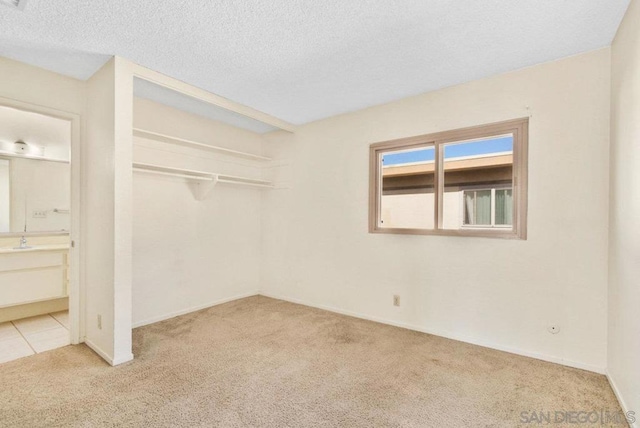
left=133, top=128, right=271, bottom=162
left=133, top=162, right=273, bottom=200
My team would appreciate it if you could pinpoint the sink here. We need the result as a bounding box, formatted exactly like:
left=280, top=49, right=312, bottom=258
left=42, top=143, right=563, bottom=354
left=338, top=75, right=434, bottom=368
left=0, top=245, right=69, bottom=254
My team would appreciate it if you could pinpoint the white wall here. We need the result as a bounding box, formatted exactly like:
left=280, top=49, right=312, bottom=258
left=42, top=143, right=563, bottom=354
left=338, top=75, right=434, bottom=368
left=608, top=0, right=640, bottom=422
left=83, top=57, right=133, bottom=365
left=131, top=98, right=263, bottom=326
left=262, top=48, right=611, bottom=373
left=9, top=158, right=70, bottom=233
left=0, top=160, right=9, bottom=232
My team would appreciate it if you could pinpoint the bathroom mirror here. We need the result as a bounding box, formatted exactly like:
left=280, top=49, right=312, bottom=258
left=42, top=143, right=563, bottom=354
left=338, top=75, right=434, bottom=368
left=0, top=105, right=71, bottom=235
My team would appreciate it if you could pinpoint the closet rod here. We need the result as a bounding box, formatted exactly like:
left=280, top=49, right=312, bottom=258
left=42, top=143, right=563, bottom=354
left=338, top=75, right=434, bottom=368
left=216, top=178, right=274, bottom=188
left=132, top=162, right=274, bottom=188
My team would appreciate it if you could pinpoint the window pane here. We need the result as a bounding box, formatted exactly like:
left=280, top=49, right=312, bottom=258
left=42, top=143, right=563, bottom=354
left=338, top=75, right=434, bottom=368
left=380, top=145, right=435, bottom=229
left=442, top=135, right=513, bottom=230
left=475, top=190, right=492, bottom=225
left=463, top=191, right=475, bottom=225
left=495, top=189, right=513, bottom=225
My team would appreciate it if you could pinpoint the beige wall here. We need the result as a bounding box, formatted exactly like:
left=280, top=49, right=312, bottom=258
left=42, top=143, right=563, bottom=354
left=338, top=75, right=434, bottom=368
left=0, top=57, right=85, bottom=117
left=262, top=48, right=611, bottom=373
left=609, top=0, right=640, bottom=422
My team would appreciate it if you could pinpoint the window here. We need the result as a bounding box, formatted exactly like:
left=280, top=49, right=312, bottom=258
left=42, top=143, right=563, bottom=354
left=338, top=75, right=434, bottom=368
left=369, top=118, right=528, bottom=239
left=463, top=188, right=512, bottom=227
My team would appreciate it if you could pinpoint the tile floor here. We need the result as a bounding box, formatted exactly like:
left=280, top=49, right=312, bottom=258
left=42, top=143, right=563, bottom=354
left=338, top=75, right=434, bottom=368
left=0, top=311, right=70, bottom=364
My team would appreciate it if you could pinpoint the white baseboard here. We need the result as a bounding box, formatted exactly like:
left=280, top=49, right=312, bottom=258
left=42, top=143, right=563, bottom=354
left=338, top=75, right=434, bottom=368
left=259, top=292, right=606, bottom=374
left=84, top=339, right=110, bottom=363
left=84, top=339, right=134, bottom=366
left=132, top=291, right=260, bottom=328
left=112, top=352, right=134, bottom=366
left=607, top=372, right=638, bottom=428
left=84, top=339, right=112, bottom=365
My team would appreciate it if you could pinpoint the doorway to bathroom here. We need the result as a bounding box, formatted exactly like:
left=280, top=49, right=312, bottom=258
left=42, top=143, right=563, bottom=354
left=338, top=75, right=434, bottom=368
left=0, top=98, right=81, bottom=364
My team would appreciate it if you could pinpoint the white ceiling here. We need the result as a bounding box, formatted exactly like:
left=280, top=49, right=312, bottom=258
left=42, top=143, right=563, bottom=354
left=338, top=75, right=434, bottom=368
left=0, top=1, right=630, bottom=125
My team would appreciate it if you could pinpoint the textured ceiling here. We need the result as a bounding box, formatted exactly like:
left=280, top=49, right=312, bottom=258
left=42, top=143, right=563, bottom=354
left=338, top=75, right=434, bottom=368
left=0, top=0, right=630, bottom=125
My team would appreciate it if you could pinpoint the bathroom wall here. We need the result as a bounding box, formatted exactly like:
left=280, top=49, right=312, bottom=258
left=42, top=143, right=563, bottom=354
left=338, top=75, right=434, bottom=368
left=9, top=158, right=70, bottom=233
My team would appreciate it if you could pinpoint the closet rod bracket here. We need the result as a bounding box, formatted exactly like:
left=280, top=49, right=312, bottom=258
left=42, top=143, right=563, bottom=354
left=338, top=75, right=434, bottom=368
left=194, top=175, right=219, bottom=201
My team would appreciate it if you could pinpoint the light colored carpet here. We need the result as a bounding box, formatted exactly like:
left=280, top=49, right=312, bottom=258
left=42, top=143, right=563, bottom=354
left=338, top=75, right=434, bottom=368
left=0, top=296, right=623, bottom=427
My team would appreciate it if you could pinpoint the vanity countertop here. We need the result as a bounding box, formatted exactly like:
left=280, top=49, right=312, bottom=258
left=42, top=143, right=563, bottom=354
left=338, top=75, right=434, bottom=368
left=0, top=244, right=70, bottom=254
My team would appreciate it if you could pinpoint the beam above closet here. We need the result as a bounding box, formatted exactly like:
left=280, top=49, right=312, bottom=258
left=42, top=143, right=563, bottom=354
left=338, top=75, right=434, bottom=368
left=131, top=63, right=296, bottom=133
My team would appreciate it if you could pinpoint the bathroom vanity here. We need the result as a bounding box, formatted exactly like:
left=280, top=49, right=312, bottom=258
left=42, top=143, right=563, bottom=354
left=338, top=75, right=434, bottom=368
left=0, top=245, right=69, bottom=306
left=0, top=235, right=70, bottom=322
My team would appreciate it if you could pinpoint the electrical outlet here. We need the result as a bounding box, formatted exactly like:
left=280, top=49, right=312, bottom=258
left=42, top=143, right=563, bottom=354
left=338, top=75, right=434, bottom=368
left=547, top=325, right=560, bottom=334
left=97, top=314, right=102, bottom=330
left=32, top=210, right=47, bottom=218
left=393, top=295, right=400, bottom=307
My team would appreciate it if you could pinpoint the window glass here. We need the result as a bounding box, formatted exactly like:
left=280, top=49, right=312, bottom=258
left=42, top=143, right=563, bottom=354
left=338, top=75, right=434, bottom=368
left=495, top=189, right=513, bottom=225
left=380, top=146, right=435, bottom=229
left=442, top=135, right=513, bottom=230
left=369, top=118, right=527, bottom=238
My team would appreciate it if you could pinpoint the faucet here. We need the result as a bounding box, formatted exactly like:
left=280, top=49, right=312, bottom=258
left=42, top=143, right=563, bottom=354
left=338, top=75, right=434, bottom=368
left=13, top=236, right=32, bottom=250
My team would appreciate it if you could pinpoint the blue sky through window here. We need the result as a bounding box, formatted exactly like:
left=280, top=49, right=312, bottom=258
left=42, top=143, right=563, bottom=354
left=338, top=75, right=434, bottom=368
left=382, top=136, right=513, bottom=166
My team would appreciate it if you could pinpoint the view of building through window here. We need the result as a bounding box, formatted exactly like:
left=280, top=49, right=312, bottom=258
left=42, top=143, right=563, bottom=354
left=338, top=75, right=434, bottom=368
left=380, top=145, right=435, bottom=229
left=380, top=135, right=514, bottom=231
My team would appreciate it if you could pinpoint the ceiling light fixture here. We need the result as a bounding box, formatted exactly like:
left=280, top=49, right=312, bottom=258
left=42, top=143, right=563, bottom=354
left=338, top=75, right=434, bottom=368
left=0, top=140, right=45, bottom=157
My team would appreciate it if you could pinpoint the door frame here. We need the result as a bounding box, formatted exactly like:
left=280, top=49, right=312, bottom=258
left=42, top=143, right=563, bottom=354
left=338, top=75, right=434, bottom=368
left=0, top=96, right=83, bottom=344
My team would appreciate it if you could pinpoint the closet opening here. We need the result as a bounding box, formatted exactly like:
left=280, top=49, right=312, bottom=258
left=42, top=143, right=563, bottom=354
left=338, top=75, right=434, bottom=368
left=129, top=75, right=279, bottom=328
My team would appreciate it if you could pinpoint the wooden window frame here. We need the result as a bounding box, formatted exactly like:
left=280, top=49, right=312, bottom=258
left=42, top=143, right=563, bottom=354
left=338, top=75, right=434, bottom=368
left=369, top=118, right=528, bottom=239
